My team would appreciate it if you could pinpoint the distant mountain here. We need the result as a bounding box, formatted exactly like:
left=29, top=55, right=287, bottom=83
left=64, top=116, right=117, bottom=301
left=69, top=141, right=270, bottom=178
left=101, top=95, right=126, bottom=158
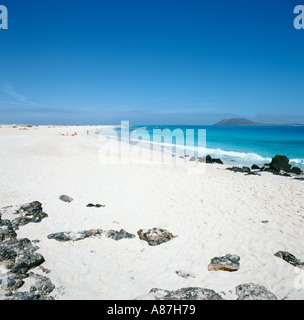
left=214, top=118, right=258, bottom=126
left=214, top=118, right=304, bottom=126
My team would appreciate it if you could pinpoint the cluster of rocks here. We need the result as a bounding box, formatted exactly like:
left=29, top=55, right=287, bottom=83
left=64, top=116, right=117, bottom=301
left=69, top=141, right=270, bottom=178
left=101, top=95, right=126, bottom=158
left=47, top=228, right=135, bottom=242
left=226, top=155, right=303, bottom=178
left=175, top=154, right=223, bottom=164
left=137, top=283, right=278, bottom=300
left=137, top=252, right=280, bottom=299
left=2, top=197, right=302, bottom=300
left=0, top=202, right=55, bottom=300
left=189, top=154, right=223, bottom=164
left=0, top=201, right=48, bottom=230
left=47, top=227, right=176, bottom=246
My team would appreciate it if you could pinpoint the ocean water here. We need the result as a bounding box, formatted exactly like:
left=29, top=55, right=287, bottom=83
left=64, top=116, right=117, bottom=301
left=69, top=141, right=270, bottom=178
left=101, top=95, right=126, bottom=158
left=100, top=125, right=304, bottom=169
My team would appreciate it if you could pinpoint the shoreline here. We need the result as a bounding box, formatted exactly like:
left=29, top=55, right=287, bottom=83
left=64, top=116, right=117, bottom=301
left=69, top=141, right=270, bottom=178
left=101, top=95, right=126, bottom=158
left=1, top=125, right=304, bottom=300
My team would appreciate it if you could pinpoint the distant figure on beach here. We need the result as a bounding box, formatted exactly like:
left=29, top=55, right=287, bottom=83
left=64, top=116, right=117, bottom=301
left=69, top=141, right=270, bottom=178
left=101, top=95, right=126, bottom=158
left=87, top=130, right=89, bottom=135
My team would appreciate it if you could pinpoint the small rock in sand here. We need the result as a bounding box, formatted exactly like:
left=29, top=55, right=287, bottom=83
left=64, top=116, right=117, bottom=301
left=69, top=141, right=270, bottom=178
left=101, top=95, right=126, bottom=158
left=208, top=254, right=240, bottom=272
left=137, top=227, right=176, bottom=246
left=104, top=229, right=136, bottom=241
left=86, top=203, right=105, bottom=208
left=274, top=251, right=304, bottom=269
left=59, top=195, right=73, bottom=203
left=175, top=270, right=195, bottom=279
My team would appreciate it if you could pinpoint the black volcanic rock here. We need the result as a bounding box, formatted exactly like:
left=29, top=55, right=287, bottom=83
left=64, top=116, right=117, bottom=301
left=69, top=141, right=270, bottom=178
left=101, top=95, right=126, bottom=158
left=269, top=155, right=292, bottom=172
left=291, top=167, right=302, bottom=175
left=86, top=203, right=105, bottom=208
left=226, top=166, right=251, bottom=173
left=195, top=155, right=223, bottom=164
left=206, top=155, right=223, bottom=164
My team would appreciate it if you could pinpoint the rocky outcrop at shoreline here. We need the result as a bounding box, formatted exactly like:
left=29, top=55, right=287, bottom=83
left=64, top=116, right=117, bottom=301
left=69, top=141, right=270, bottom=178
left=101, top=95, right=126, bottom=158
left=189, top=154, right=223, bottom=164
left=226, top=155, right=303, bottom=178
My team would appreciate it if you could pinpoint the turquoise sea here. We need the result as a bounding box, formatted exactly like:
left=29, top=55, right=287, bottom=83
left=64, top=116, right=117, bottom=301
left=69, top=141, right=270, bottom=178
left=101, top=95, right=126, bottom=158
left=102, top=125, right=304, bottom=169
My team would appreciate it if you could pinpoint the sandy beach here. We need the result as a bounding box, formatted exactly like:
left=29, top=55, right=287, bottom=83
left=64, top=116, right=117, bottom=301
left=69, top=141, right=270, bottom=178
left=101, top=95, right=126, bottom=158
left=1, top=124, right=304, bottom=300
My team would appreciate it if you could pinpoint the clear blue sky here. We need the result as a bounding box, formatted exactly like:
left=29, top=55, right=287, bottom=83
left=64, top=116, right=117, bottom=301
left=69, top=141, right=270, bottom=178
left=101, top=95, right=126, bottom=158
left=0, top=0, right=303, bottom=125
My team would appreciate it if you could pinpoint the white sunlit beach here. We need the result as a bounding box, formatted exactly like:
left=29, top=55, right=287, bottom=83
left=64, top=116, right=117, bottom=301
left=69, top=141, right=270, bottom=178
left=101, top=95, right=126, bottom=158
left=1, top=0, right=304, bottom=306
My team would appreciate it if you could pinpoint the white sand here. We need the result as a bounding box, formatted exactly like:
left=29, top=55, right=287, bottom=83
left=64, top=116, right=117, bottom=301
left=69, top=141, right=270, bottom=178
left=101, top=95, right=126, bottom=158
left=0, top=124, right=304, bottom=300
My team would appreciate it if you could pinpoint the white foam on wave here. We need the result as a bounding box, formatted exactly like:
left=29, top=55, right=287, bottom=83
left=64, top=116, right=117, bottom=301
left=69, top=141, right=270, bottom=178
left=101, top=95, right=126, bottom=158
left=128, top=136, right=272, bottom=163
left=97, top=129, right=304, bottom=167
left=290, top=158, right=304, bottom=165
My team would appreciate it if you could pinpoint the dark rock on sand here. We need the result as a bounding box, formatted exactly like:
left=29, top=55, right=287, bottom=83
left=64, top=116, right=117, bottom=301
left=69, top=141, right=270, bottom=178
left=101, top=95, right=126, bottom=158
left=3, top=271, right=55, bottom=300
left=251, top=164, right=260, bottom=170
left=48, top=228, right=135, bottom=242
left=245, top=171, right=261, bottom=176
left=0, top=203, right=54, bottom=300
left=269, top=155, right=292, bottom=172
left=0, top=273, right=25, bottom=291
left=235, top=283, right=277, bottom=300
left=196, top=155, right=223, bottom=164
left=137, top=227, right=176, bottom=246
left=291, top=167, right=302, bottom=175
left=138, top=287, right=224, bottom=300
left=294, top=177, right=304, bottom=181
left=206, top=155, right=223, bottom=164
left=175, top=270, right=195, bottom=279
left=226, top=166, right=251, bottom=173
left=86, top=203, right=105, bottom=208
left=0, top=215, right=45, bottom=275
left=274, top=251, right=304, bottom=269
left=0, top=201, right=48, bottom=230
left=3, top=238, right=45, bottom=275
left=47, top=229, right=103, bottom=242
left=59, top=195, right=73, bottom=203
left=0, top=218, right=17, bottom=241
left=104, top=229, right=136, bottom=241
left=208, top=254, right=240, bottom=272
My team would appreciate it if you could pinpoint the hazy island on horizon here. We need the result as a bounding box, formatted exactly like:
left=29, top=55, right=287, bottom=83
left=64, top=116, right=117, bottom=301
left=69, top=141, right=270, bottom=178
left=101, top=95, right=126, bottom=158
left=214, top=118, right=304, bottom=126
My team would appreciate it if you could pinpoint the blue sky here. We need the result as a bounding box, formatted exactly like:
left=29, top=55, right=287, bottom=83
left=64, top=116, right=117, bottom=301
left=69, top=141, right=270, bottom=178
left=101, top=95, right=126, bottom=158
left=0, top=0, right=303, bottom=125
